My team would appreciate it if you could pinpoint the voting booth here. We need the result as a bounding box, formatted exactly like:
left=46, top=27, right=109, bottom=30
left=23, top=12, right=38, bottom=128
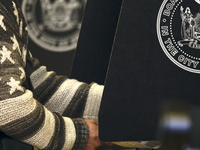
left=98, top=0, right=200, bottom=142
left=71, top=0, right=200, bottom=145
left=70, top=0, right=122, bottom=85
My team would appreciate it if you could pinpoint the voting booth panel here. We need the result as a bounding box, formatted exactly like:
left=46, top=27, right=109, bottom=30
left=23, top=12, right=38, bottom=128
left=70, top=0, right=122, bottom=84
left=99, top=0, right=200, bottom=142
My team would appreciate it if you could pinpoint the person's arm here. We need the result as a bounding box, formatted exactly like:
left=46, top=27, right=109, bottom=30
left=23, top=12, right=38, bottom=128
left=25, top=54, right=103, bottom=123
left=0, top=1, right=102, bottom=149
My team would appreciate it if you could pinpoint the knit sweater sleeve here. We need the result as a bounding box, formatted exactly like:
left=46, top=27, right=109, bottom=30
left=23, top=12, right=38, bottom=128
left=24, top=55, right=104, bottom=149
left=25, top=56, right=103, bottom=123
left=0, top=1, right=103, bottom=149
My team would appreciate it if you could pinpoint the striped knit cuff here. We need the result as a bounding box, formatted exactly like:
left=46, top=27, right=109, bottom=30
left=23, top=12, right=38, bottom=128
left=72, top=119, right=89, bottom=150
left=83, top=83, right=104, bottom=123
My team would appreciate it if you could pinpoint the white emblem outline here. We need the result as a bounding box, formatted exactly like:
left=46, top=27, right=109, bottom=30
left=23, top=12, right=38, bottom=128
left=195, top=0, right=200, bottom=4
left=21, top=0, right=86, bottom=52
left=157, top=0, right=200, bottom=74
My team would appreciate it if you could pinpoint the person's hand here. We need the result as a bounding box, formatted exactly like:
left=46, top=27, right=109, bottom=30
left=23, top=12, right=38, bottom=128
left=84, top=119, right=101, bottom=150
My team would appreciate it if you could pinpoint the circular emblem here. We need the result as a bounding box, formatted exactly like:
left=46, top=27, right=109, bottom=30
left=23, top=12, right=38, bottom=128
left=157, top=0, right=200, bottom=73
left=22, top=0, right=86, bottom=52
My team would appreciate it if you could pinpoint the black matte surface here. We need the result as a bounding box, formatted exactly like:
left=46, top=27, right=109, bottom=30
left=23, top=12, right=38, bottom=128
left=99, top=0, right=200, bottom=142
left=70, top=0, right=122, bottom=84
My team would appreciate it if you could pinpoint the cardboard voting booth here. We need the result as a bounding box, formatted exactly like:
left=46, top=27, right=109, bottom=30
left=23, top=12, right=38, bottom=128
left=70, top=0, right=122, bottom=85
left=99, top=0, right=200, bottom=142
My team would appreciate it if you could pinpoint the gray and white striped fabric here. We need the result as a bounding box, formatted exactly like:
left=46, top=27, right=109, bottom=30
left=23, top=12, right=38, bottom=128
left=0, top=0, right=103, bottom=149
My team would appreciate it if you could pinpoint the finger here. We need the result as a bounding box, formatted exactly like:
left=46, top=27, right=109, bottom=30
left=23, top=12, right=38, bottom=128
left=83, top=144, right=96, bottom=150
left=93, top=137, right=101, bottom=147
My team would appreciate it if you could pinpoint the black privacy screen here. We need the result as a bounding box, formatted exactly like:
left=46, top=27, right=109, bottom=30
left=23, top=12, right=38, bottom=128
left=99, top=0, right=200, bottom=142
left=70, top=0, right=122, bottom=85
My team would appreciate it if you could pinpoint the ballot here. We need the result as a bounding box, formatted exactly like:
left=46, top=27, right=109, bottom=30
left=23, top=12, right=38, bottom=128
left=99, top=0, right=200, bottom=142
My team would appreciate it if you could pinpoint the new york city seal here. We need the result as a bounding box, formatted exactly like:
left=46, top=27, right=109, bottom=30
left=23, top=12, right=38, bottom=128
left=22, top=0, right=86, bottom=52
left=157, top=0, right=200, bottom=73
